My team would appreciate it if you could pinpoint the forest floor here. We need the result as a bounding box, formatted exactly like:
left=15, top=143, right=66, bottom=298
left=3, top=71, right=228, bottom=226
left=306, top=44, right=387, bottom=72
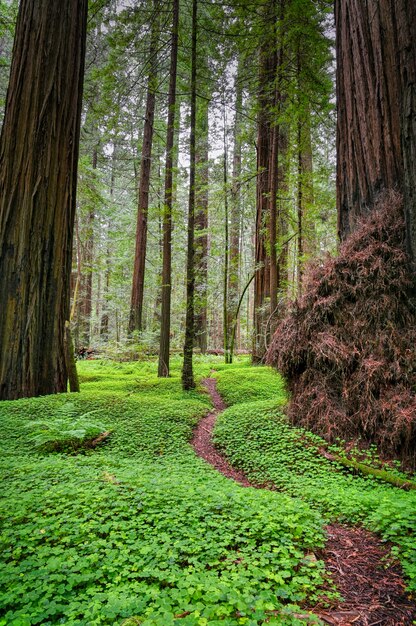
left=0, top=356, right=415, bottom=626
left=194, top=378, right=415, bottom=626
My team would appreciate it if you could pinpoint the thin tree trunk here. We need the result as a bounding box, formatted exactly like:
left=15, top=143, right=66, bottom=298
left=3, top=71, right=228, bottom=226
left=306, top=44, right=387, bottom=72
left=101, top=141, right=117, bottom=341
left=269, top=107, right=279, bottom=315
left=228, top=63, right=243, bottom=363
left=158, top=0, right=179, bottom=377
left=64, top=321, right=80, bottom=393
left=194, top=98, right=209, bottom=354
left=253, top=3, right=274, bottom=363
left=297, top=115, right=304, bottom=292
left=0, top=0, right=88, bottom=400
left=129, top=0, right=160, bottom=334
left=153, top=151, right=163, bottom=329
left=79, top=148, right=95, bottom=346
left=182, top=0, right=197, bottom=390
left=223, top=114, right=230, bottom=363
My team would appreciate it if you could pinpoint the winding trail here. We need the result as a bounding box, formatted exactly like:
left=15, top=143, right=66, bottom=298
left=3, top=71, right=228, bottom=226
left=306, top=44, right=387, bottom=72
left=192, top=378, right=415, bottom=626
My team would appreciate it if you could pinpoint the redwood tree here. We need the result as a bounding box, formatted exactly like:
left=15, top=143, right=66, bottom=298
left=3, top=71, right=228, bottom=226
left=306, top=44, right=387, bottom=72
left=335, top=0, right=402, bottom=238
left=336, top=0, right=416, bottom=255
left=0, top=0, right=88, bottom=400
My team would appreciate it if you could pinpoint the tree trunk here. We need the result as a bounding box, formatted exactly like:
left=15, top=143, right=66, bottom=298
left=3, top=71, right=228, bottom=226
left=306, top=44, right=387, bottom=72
left=194, top=98, right=209, bottom=354
left=253, top=2, right=275, bottom=363
left=129, top=0, right=160, bottom=334
left=223, top=127, right=230, bottom=364
left=0, top=0, right=88, bottom=400
left=228, top=63, right=243, bottom=362
left=64, top=321, right=80, bottom=393
left=396, top=0, right=416, bottom=264
left=335, top=0, right=402, bottom=239
left=182, top=0, right=197, bottom=390
left=158, top=0, right=179, bottom=378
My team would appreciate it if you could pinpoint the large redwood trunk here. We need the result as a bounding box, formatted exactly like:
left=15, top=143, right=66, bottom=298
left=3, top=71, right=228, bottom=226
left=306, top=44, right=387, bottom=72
left=336, top=0, right=416, bottom=263
left=335, top=0, right=402, bottom=239
left=396, top=0, right=416, bottom=263
left=0, top=0, right=88, bottom=400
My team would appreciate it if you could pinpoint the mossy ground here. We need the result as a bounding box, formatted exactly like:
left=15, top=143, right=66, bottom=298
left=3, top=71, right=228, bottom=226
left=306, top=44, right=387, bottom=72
left=0, top=357, right=414, bottom=626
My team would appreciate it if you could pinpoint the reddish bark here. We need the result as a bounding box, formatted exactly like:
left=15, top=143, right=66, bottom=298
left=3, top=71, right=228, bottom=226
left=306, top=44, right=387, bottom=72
left=0, top=0, right=88, bottom=399
left=335, top=0, right=402, bottom=239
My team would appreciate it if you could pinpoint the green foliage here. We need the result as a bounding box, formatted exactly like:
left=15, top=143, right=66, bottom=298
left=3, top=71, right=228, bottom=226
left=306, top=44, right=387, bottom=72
left=2, top=357, right=413, bottom=625
left=212, top=365, right=416, bottom=592
left=25, top=402, right=108, bottom=452
left=0, top=358, right=330, bottom=626
left=214, top=362, right=287, bottom=407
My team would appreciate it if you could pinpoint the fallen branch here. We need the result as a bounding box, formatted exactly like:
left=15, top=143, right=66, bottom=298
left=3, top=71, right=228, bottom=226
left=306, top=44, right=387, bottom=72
left=319, top=448, right=416, bottom=490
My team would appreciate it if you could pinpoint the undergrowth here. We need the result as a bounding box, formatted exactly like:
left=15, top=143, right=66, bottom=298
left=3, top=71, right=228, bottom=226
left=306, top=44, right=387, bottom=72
left=212, top=364, right=416, bottom=594
left=1, top=357, right=414, bottom=625
left=0, top=357, right=328, bottom=626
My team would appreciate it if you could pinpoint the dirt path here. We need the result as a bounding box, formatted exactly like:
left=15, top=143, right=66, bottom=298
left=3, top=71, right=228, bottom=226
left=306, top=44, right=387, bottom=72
left=192, top=378, right=415, bottom=626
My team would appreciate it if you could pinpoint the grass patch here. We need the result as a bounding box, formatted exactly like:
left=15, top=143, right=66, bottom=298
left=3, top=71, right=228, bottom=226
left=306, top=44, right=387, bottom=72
left=212, top=365, right=416, bottom=593
left=0, top=357, right=330, bottom=626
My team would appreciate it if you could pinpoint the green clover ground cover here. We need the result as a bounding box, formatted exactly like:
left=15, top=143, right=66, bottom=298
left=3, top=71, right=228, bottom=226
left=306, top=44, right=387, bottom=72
left=1, top=357, right=330, bottom=626
left=212, top=363, right=416, bottom=594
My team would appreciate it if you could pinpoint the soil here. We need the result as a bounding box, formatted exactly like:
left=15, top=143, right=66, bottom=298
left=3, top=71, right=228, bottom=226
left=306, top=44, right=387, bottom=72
left=191, top=378, right=416, bottom=626
left=191, top=378, right=251, bottom=487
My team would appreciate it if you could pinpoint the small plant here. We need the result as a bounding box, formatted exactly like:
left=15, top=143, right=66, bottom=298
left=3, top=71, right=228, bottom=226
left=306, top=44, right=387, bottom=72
left=26, top=402, right=109, bottom=452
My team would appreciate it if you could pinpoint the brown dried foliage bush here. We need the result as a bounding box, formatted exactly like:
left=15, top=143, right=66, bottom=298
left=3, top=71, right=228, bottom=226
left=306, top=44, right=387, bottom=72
left=266, top=192, right=416, bottom=464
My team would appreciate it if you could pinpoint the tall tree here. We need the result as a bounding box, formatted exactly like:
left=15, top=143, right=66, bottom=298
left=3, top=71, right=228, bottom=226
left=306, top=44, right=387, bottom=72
left=396, top=0, right=416, bottom=263
left=252, top=7, right=273, bottom=363
left=158, top=0, right=179, bottom=377
left=194, top=98, right=209, bottom=354
left=227, top=62, right=243, bottom=359
left=335, top=0, right=402, bottom=239
left=0, top=0, right=88, bottom=400
left=129, top=0, right=160, bottom=335
left=336, top=0, right=416, bottom=260
left=182, top=0, right=198, bottom=390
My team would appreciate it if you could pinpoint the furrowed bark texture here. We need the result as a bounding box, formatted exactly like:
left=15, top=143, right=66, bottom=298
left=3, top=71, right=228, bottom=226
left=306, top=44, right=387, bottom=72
left=336, top=0, right=416, bottom=264
left=336, top=0, right=402, bottom=239
left=396, top=0, right=416, bottom=263
left=0, top=0, right=88, bottom=400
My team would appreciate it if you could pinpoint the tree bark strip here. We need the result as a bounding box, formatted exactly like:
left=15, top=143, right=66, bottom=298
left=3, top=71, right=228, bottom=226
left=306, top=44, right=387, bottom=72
left=335, top=0, right=402, bottom=239
left=158, top=0, right=179, bottom=377
left=194, top=99, right=209, bottom=354
left=182, top=0, right=197, bottom=390
left=0, top=0, right=88, bottom=400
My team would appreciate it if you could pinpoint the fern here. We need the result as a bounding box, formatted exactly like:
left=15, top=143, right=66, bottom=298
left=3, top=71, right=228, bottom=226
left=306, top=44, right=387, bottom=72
left=26, top=402, right=108, bottom=452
